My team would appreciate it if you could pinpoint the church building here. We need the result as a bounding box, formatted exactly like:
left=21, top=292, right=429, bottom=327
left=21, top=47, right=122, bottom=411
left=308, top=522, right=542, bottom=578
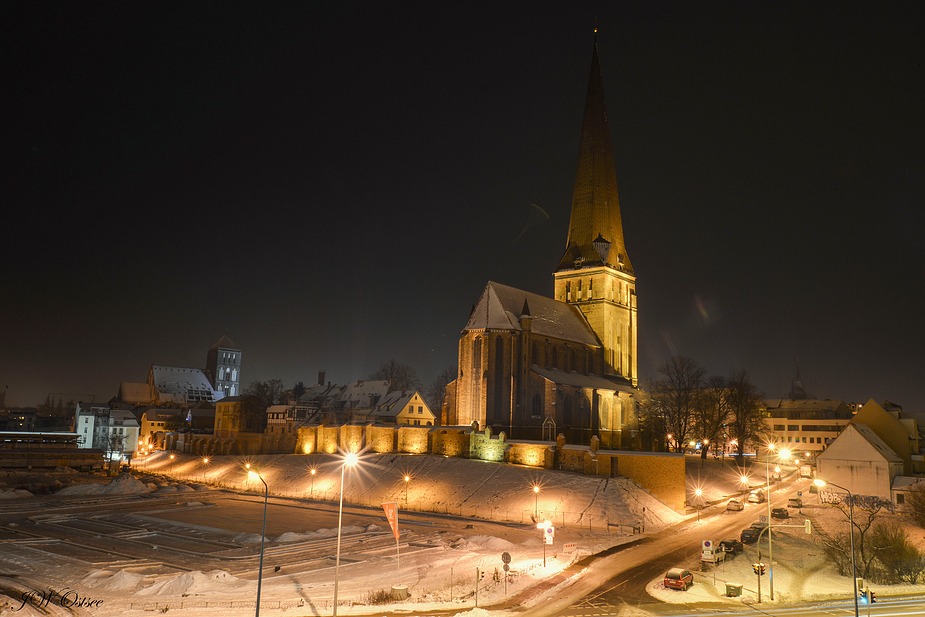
left=443, top=39, right=639, bottom=448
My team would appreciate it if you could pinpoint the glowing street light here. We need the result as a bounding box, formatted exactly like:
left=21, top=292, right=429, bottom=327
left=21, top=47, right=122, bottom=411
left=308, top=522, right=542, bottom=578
left=201, top=457, right=209, bottom=483
left=403, top=475, right=410, bottom=505
left=247, top=467, right=269, bottom=617
left=309, top=468, right=317, bottom=498
left=533, top=485, right=540, bottom=519
left=765, top=444, right=790, bottom=600
left=333, top=451, right=359, bottom=617
left=816, top=478, right=859, bottom=617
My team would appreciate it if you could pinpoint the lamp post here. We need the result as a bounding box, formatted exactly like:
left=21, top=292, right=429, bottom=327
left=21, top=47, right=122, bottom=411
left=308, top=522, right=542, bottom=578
left=403, top=475, right=410, bottom=505
left=694, top=488, right=703, bottom=521
left=816, top=478, right=859, bottom=617
left=333, top=451, right=359, bottom=617
left=310, top=468, right=316, bottom=499
left=533, top=486, right=540, bottom=519
left=764, top=444, right=790, bottom=600
left=202, top=457, right=209, bottom=483
left=247, top=467, right=269, bottom=617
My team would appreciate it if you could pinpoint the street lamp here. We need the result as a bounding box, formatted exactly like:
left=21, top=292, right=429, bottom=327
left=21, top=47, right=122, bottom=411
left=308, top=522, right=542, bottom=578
left=333, top=451, right=359, bottom=617
left=309, top=468, right=317, bottom=499
left=403, top=475, right=410, bottom=505
left=533, top=486, right=540, bottom=519
left=694, top=488, right=703, bottom=522
left=765, top=444, right=790, bottom=600
left=247, top=467, right=269, bottom=617
left=202, top=457, right=209, bottom=483
left=816, top=478, right=859, bottom=617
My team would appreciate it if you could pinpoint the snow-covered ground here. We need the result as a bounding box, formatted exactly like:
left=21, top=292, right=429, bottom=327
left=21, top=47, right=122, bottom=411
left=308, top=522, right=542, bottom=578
left=1, top=452, right=923, bottom=617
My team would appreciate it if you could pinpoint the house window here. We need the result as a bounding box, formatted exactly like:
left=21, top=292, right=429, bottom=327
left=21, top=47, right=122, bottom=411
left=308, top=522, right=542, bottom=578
left=418, top=407, right=423, bottom=414
left=897, top=493, right=905, bottom=505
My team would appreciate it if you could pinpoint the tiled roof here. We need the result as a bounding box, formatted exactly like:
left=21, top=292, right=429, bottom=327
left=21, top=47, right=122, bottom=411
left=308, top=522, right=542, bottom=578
left=464, top=281, right=600, bottom=347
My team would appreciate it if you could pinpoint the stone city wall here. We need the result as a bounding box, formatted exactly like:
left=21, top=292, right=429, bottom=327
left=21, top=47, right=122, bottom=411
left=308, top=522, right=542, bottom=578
left=292, top=423, right=685, bottom=512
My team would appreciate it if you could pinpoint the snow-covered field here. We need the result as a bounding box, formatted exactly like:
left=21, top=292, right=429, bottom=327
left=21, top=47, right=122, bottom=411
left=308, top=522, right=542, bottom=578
left=1, top=452, right=923, bottom=617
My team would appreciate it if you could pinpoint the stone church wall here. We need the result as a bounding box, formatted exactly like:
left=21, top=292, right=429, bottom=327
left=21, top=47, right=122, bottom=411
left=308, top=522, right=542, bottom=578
left=294, top=423, right=685, bottom=512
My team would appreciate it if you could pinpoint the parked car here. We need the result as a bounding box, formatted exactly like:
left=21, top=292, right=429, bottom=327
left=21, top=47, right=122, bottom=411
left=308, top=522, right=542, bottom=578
left=747, top=490, right=766, bottom=503
left=740, top=527, right=760, bottom=543
left=663, top=568, right=693, bottom=590
left=788, top=497, right=803, bottom=508
left=727, top=499, right=745, bottom=511
left=720, top=538, right=744, bottom=555
left=701, top=540, right=725, bottom=564
left=750, top=521, right=769, bottom=531
left=771, top=507, right=789, bottom=519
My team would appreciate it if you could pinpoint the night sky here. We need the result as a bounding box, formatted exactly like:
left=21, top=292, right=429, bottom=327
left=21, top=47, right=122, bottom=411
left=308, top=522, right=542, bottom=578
left=5, top=4, right=924, bottom=412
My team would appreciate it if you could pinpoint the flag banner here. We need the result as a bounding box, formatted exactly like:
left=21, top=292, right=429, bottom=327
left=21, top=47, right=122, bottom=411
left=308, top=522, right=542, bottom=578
left=382, top=501, right=399, bottom=539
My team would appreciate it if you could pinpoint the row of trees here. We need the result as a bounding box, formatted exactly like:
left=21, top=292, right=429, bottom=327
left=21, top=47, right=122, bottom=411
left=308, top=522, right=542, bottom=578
left=638, top=356, right=766, bottom=461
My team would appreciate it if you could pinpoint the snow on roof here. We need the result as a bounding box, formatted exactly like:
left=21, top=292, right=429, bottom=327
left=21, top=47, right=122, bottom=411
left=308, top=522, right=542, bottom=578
left=850, top=424, right=903, bottom=463
left=464, top=281, right=600, bottom=347
left=150, top=366, right=219, bottom=402
left=891, top=476, right=925, bottom=491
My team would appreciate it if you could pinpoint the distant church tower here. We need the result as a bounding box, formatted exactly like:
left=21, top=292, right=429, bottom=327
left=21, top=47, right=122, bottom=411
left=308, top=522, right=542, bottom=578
left=206, top=334, right=241, bottom=398
left=553, top=38, right=637, bottom=387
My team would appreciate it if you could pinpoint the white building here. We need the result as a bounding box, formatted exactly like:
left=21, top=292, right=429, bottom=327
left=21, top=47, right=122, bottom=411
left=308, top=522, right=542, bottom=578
left=75, top=403, right=140, bottom=459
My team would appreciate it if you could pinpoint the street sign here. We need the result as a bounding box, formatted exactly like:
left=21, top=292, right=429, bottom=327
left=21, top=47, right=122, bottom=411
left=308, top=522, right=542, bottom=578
left=501, top=552, right=511, bottom=564
left=563, top=542, right=576, bottom=553
left=702, top=540, right=712, bottom=549
left=503, top=564, right=510, bottom=572
left=759, top=515, right=768, bottom=523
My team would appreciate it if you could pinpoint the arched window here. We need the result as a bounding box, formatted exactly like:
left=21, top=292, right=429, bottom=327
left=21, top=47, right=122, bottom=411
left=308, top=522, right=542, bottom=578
left=531, top=341, right=538, bottom=365
left=532, top=393, right=542, bottom=418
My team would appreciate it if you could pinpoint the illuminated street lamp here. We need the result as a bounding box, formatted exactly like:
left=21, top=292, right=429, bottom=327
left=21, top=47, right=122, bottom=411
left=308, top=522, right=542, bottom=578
left=309, top=468, right=317, bottom=498
left=816, top=478, right=859, bottom=617
left=403, top=475, right=410, bottom=505
left=333, top=451, right=359, bottom=617
left=201, top=457, right=209, bottom=483
left=533, top=485, right=540, bottom=519
left=765, top=444, right=790, bottom=600
left=247, top=467, right=269, bottom=617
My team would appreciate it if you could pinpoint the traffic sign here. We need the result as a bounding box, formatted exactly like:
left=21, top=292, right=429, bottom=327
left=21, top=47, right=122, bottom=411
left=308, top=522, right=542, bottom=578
left=501, top=552, right=511, bottom=564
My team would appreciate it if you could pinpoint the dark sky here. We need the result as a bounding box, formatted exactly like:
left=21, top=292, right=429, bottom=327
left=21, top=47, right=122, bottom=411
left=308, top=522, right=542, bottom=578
left=5, top=3, right=924, bottom=411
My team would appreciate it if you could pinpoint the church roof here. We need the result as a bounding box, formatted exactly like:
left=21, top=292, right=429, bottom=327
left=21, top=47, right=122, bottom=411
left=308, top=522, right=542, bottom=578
left=557, top=38, right=632, bottom=274
left=464, top=281, right=600, bottom=347
left=532, top=366, right=634, bottom=392
left=210, top=334, right=239, bottom=351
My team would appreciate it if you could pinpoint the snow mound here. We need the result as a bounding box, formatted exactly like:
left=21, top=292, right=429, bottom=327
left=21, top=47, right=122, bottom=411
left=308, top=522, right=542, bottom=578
left=83, top=569, right=148, bottom=591
left=102, top=474, right=150, bottom=495
left=365, top=524, right=381, bottom=532
left=466, top=535, right=515, bottom=550
left=137, top=570, right=249, bottom=596
left=156, top=485, right=179, bottom=493
left=233, top=532, right=266, bottom=544
left=0, top=489, right=33, bottom=499
left=276, top=524, right=374, bottom=543
left=186, top=501, right=204, bottom=506
left=452, top=608, right=495, bottom=617
left=276, top=531, right=314, bottom=543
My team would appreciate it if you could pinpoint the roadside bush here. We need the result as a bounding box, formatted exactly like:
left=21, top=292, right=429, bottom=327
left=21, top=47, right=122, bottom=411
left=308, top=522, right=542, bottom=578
left=363, top=589, right=393, bottom=605
left=907, top=484, right=925, bottom=528
left=871, top=521, right=925, bottom=584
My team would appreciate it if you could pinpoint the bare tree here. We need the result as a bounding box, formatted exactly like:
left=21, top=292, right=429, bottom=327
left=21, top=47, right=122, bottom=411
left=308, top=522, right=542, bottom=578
left=649, top=356, right=706, bottom=453
left=694, top=375, right=730, bottom=460
left=818, top=496, right=890, bottom=580
left=725, top=369, right=765, bottom=463
left=244, top=379, right=285, bottom=408
left=870, top=521, right=925, bottom=584
left=369, top=359, right=421, bottom=393
left=424, top=366, right=456, bottom=414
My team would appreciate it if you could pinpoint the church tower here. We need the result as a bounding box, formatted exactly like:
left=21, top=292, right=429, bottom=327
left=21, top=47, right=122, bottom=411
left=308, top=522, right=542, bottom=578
left=554, top=38, right=637, bottom=387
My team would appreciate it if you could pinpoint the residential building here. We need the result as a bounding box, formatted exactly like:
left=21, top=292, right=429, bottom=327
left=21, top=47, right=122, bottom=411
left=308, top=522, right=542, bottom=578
left=214, top=395, right=264, bottom=439
left=762, top=398, right=853, bottom=456
left=816, top=423, right=904, bottom=502
left=370, top=391, right=435, bottom=426
left=74, top=402, right=139, bottom=459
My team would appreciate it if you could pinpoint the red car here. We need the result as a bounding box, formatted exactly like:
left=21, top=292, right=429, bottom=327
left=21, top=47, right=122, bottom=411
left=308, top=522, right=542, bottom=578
left=664, top=568, right=693, bottom=590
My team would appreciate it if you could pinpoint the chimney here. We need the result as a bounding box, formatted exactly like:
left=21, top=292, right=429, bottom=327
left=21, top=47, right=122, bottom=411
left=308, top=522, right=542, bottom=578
left=318, top=371, right=326, bottom=386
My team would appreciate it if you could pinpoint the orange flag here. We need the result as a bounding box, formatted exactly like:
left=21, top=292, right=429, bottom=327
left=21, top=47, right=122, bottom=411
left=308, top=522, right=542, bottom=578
left=381, top=501, right=399, bottom=539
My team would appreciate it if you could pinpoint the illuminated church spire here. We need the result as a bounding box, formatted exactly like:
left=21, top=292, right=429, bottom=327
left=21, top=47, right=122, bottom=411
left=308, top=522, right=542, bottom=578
left=553, top=35, right=637, bottom=386
left=556, top=36, right=632, bottom=274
